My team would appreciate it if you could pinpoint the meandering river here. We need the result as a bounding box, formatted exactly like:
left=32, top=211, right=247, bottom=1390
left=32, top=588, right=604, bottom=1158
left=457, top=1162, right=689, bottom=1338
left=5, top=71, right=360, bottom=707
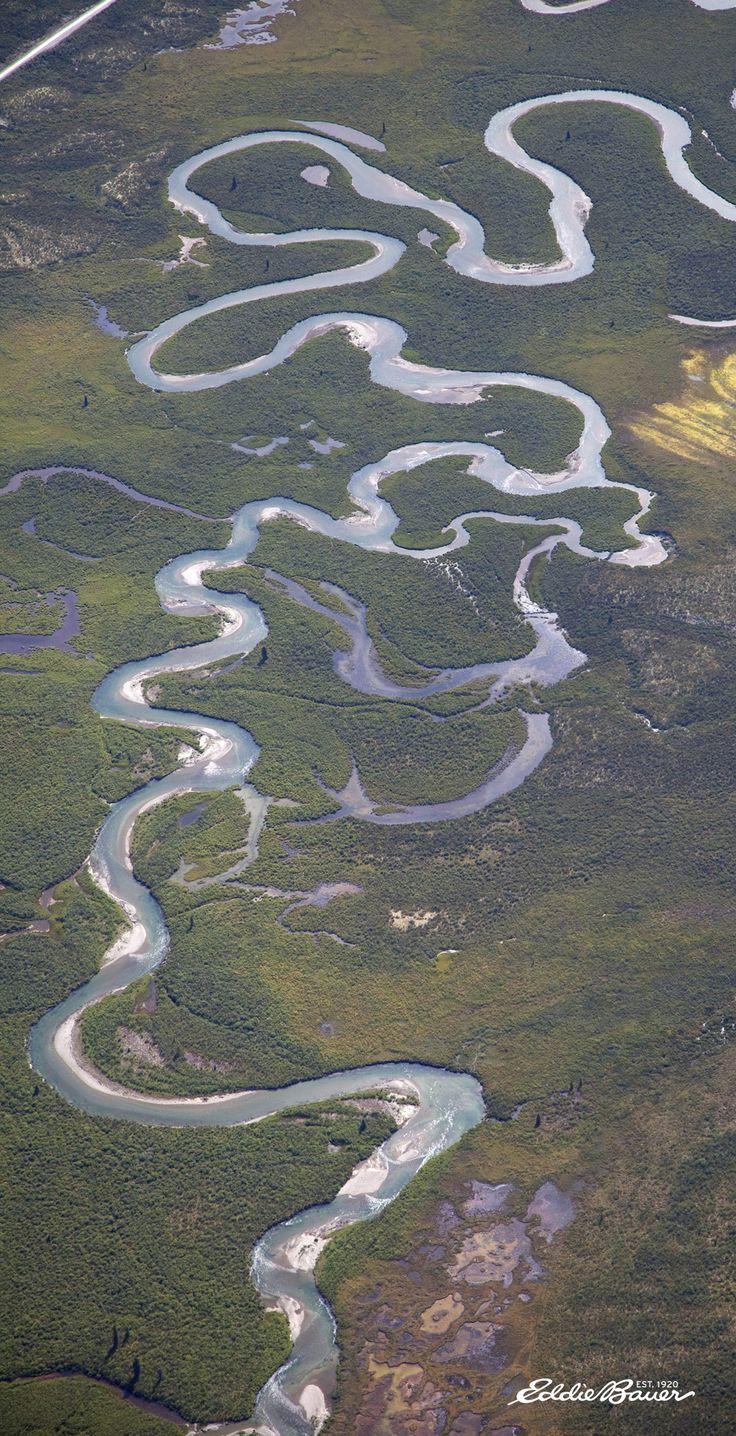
left=25, top=82, right=736, bottom=1433
left=519, top=0, right=736, bottom=14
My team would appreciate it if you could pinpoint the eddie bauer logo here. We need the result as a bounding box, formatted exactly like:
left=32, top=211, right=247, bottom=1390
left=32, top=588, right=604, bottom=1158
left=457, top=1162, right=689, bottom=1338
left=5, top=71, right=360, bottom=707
left=509, top=1379, right=695, bottom=1406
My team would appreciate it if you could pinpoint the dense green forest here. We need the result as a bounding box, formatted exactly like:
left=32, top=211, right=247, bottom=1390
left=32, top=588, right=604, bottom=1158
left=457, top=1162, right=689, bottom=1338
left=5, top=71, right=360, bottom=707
left=0, top=1377, right=180, bottom=1436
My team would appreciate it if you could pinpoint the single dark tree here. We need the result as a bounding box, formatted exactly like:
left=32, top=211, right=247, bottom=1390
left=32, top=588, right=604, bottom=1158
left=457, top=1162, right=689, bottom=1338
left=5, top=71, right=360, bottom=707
left=534, top=1112, right=541, bottom=1129
left=258, top=644, right=268, bottom=666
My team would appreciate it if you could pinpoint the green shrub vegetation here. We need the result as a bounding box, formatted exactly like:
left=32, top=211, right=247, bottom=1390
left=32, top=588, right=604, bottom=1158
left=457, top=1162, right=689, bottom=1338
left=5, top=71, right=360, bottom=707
left=0, top=1377, right=179, bottom=1436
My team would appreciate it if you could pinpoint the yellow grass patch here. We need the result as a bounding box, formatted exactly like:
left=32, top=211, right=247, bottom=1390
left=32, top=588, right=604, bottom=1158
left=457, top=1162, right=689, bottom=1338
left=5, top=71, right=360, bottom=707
left=629, top=347, right=736, bottom=465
